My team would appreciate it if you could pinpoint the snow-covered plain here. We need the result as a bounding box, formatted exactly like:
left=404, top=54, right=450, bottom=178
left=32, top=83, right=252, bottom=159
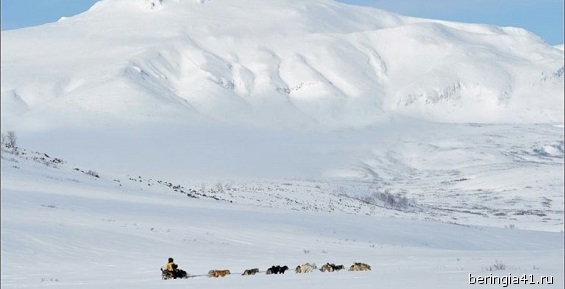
left=1, top=0, right=564, bottom=288
left=1, top=139, right=563, bottom=289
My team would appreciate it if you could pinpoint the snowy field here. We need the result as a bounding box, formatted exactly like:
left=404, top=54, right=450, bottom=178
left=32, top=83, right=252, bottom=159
left=1, top=122, right=563, bottom=289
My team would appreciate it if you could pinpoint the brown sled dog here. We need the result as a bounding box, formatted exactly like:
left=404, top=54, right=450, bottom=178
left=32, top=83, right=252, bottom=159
left=207, top=269, right=231, bottom=277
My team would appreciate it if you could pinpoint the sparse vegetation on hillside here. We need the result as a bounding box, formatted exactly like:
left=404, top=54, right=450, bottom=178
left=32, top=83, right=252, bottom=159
left=1, top=131, right=18, bottom=154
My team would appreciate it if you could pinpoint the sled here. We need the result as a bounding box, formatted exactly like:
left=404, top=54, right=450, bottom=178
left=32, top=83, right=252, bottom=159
left=161, top=267, right=190, bottom=280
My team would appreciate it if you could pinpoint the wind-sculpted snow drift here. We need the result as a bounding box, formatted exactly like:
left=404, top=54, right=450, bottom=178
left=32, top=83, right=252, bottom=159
left=1, top=0, right=563, bottom=130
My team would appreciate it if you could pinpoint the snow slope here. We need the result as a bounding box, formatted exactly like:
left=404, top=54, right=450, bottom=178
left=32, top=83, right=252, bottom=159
left=1, top=0, right=563, bottom=131
left=1, top=145, right=563, bottom=289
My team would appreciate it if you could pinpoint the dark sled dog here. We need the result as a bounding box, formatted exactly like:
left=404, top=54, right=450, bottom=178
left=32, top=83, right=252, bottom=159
left=320, top=263, right=345, bottom=272
left=266, top=265, right=289, bottom=274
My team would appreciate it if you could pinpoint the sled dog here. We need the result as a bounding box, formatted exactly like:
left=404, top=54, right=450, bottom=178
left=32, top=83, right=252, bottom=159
left=242, top=268, right=260, bottom=275
left=207, top=269, right=231, bottom=277
left=348, top=262, right=371, bottom=271
left=266, top=265, right=289, bottom=274
left=295, top=263, right=317, bottom=273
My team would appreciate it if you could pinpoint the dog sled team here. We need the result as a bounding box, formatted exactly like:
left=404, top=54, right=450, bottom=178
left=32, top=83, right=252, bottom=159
left=162, top=257, right=370, bottom=280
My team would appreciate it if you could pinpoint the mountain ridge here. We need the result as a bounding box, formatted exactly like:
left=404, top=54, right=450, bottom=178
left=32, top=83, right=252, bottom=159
left=1, top=0, right=563, bottom=131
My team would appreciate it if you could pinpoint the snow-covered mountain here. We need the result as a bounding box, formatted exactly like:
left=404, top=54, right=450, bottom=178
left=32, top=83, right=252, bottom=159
left=1, top=0, right=563, bottom=131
